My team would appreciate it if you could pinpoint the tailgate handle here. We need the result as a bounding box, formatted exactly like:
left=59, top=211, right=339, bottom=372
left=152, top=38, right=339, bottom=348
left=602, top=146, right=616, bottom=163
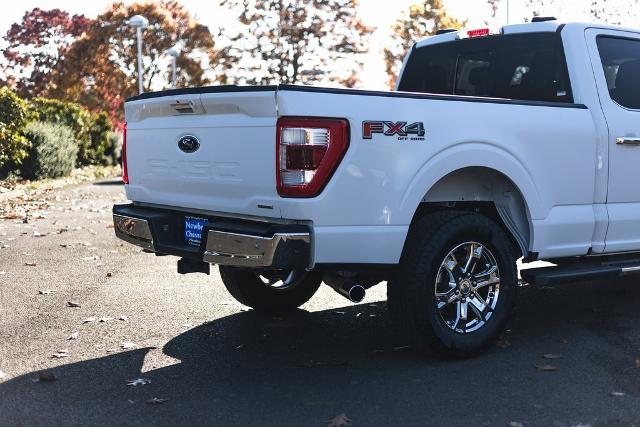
left=170, top=100, right=196, bottom=114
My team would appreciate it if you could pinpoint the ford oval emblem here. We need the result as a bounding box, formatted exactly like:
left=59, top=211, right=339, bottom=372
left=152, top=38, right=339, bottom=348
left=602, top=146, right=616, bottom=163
left=178, top=135, right=200, bottom=153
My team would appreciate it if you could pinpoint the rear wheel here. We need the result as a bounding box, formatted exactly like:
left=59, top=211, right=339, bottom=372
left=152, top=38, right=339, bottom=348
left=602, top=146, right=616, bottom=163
left=389, top=211, right=517, bottom=358
left=219, top=266, right=322, bottom=313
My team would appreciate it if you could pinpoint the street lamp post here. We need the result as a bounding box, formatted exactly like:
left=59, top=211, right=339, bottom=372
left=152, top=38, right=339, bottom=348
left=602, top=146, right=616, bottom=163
left=165, top=45, right=181, bottom=89
left=125, top=15, right=149, bottom=94
left=504, top=0, right=510, bottom=24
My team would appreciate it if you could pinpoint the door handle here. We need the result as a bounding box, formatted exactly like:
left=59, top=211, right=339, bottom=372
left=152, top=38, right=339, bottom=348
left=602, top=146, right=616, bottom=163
left=616, top=137, right=640, bottom=145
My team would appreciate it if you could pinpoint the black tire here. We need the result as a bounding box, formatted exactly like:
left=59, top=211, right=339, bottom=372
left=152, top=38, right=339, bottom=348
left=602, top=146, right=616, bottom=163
left=388, top=211, right=517, bottom=358
left=219, top=266, right=322, bottom=313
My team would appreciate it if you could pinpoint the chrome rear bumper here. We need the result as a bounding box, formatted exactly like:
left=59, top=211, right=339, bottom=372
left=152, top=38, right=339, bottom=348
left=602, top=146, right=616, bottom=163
left=112, top=204, right=312, bottom=269
left=203, top=230, right=310, bottom=267
left=113, top=214, right=154, bottom=251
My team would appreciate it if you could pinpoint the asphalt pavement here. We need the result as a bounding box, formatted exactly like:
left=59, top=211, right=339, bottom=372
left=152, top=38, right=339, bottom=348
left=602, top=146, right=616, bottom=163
left=1, top=180, right=640, bottom=426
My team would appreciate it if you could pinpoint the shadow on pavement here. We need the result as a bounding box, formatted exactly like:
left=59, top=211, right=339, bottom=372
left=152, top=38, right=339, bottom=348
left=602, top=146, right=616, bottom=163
left=93, top=179, right=124, bottom=186
left=3, top=280, right=640, bottom=426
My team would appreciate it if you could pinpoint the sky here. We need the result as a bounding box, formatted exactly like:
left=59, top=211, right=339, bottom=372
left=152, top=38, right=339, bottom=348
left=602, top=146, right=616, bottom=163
left=1, top=0, right=638, bottom=88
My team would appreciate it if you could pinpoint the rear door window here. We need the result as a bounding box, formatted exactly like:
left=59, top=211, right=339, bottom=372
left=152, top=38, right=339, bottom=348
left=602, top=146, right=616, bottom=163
left=596, top=36, right=640, bottom=109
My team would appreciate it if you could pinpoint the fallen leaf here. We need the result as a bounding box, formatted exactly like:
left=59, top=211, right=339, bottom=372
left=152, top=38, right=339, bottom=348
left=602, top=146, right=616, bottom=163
left=127, top=378, right=152, bottom=387
left=145, top=398, right=169, bottom=405
left=39, top=290, right=56, bottom=295
left=52, top=350, right=70, bottom=359
left=35, top=371, right=56, bottom=382
left=121, top=341, right=136, bottom=350
left=611, top=391, right=626, bottom=397
left=326, top=413, right=352, bottom=427
left=67, top=301, right=81, bottom=308
left=68, top=331, right=79, bottom=340
left=543, top=354, right=562, bottom=360
left=534, top=364, right=558, bottom=371
left=82, top=317, right=96, bottom=324
left=24, top=262, right=37, bottom=267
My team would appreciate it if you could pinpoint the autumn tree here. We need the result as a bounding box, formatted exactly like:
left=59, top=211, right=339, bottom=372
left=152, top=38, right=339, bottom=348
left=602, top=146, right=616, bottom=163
left=525, top=0, right=640, bottom=24
left=218, top=0, right=373, bottom=86
left=48, top=1, right=229, bottom=124
left=1, top=8, right=90, bottom=98
left=384, top=0, right=464, bottom=89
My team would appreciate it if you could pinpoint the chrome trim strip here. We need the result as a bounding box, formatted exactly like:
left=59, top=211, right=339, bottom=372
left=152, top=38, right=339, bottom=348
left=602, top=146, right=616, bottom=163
left=621, top=265, right=640, bottom=274
left=203, top=230, right=310, bottom=267
left=616, top=137, right=640, bottom=145
left=113, top=214, right=154, bottom=251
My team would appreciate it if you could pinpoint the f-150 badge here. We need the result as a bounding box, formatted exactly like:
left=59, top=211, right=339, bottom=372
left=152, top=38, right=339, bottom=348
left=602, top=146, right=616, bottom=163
left=362, top=121, right=425, bottom=141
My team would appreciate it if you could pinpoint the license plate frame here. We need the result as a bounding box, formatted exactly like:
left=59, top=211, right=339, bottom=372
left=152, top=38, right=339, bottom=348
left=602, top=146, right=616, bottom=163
left=184, top=216, right=208, bottom=247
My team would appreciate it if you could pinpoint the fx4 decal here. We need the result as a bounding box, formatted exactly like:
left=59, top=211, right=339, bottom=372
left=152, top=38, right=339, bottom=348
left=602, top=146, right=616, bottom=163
left=362, top=121, right=426, bottom=141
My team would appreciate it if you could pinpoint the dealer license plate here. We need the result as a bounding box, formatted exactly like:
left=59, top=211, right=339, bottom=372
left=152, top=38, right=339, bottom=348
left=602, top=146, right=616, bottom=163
left=184, top=216, right=208, bottom=246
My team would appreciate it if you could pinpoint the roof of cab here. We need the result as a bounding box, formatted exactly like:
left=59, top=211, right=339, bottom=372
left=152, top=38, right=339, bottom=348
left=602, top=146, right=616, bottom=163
left=414, top=21, right=640, bottom=49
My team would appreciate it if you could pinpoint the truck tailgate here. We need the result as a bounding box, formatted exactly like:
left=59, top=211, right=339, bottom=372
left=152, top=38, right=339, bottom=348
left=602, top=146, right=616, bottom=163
left=124, top=89, right=280, bottom=218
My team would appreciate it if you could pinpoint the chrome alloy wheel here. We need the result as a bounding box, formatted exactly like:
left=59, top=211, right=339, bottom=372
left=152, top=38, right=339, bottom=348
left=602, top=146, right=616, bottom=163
left=435, top=242, right=501, bottom=334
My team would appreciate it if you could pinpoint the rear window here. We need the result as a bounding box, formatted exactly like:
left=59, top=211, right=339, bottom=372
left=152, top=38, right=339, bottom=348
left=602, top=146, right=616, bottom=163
left=398, top=33, right=573, bottom=103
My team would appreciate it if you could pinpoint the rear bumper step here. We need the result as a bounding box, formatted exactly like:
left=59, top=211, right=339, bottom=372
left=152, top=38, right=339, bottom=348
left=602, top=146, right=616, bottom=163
left=521, top=263, right=640, bottom=286
left=112, top=204, right=312, bottom=270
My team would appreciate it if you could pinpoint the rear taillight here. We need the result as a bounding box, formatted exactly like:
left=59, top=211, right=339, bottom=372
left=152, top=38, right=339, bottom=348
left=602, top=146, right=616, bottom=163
left=276, top=117, right=349, bottom=198
left=122, top=123, right=129, bottom=184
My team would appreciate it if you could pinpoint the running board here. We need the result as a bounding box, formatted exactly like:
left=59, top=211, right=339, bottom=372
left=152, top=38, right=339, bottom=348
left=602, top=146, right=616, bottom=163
left=521, top=263, right=640, bottom=286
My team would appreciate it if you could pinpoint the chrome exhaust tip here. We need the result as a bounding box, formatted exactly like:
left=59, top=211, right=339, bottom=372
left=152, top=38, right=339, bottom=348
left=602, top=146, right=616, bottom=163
left=342, top=284, right=366, bottom=303
left=324, top=273, right=366, bottom=303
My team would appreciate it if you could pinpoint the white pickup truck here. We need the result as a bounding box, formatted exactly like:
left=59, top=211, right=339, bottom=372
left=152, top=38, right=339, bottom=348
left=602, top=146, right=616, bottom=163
left=114, top=19, right=640, bottom=357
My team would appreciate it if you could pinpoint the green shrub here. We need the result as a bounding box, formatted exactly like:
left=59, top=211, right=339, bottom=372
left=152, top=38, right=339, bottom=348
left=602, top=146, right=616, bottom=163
left=29, top=98, right=112, bottom=166
left=0, top=88, right=32, bottom=173
left=88, top=112, right=113, bottom=165
left=103, top=131, right=123, bottom=166
left=22, top=122, right=78, bottom=180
